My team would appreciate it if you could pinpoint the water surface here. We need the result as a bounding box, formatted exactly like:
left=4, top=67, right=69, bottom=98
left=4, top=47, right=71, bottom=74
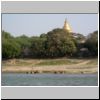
left=2, top=73, right=98, bottom=86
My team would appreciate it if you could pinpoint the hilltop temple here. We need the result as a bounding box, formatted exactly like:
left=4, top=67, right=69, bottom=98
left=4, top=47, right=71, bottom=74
left=63, top=19, right=72, bottom=33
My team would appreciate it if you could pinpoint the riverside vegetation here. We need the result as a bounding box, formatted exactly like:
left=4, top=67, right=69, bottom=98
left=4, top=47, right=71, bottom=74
left=2, top=29, right=98, bottom=74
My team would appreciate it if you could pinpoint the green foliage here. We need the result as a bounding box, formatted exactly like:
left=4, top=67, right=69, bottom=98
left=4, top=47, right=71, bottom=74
left=2, top=40, right=21, bottom=58
left=15, top=35, right=33, bottom=57
left=45, top=28, right=77, bottom=57
left=40, top=33, right=47, bottom=38
left=2, top=31, right=21, bottom=58
left=73, top=33, right=86, bottom=43
left=2, top=30, right=14, bottom=39
left=15, top=35, right=31, bottom=48
left=85, top=31, right=98, bottom=56
left=2, top=29, right=98, bottom=59
left=30, top=37, right=46, bottom=57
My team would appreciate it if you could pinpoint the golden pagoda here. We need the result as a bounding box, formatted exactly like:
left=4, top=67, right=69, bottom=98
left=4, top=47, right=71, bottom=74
left=63, top=19, right=72, bottom=33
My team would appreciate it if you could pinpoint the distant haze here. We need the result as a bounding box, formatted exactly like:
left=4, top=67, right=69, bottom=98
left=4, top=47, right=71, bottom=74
left=2, top=14, right=98, bottom=37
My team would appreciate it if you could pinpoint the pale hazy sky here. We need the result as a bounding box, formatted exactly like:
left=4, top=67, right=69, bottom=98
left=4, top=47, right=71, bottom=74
left=2, top=14, right=98, bottom=37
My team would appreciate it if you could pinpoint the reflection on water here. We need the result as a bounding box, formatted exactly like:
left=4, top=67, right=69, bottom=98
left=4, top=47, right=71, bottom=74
left=2, top=73, right=98, bottom=86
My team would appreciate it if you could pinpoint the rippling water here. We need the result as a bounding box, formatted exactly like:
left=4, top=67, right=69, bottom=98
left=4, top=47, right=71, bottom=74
left=2, top=73, right=98, bottom=86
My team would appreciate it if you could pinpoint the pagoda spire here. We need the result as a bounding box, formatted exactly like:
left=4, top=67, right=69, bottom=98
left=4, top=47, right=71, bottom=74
left=63, top=18, right=72, bottom=33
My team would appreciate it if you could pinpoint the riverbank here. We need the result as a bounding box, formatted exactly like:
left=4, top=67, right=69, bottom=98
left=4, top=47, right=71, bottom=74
left=2, top=58, right=98, bottom=74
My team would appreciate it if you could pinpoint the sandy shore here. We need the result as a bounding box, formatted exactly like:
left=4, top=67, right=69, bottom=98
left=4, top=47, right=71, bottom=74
left=2, top=58, right=98, bottom=74
left=2, top=65, right=98, bottom=74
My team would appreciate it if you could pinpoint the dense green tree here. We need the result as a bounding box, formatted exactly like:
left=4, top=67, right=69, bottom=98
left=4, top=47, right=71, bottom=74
left=15, top=35, right=31, bottom=48
left=2, top=31, right=21, bottom=58
left=85, top=31, right=98, bottom=56
left=71, top=33, right=86, bottom=57
left=2, top=40, right=21, bottom=58
left=2, top=31, right=14, bottom=39
left=2, top=30, right=98, bottom=59
left=72, top=33, right=86, bottom=43
left=40, top=33, right=47, bottom=38
left=45, top=28, right=77, bottom=57
left=15, top=35, right=32, bottom=57
left=30, top=37, right=46, bottom=57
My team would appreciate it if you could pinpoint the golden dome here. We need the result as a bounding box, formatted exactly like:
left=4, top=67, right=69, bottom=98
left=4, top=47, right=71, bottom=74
left=63, top=19, right=72, bottom=33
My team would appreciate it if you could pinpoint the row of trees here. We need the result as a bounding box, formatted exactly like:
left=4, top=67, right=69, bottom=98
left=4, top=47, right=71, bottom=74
left=2, top=29, right=98, bottom=59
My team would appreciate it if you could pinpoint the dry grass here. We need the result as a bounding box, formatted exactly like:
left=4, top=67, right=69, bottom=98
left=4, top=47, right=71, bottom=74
left=2, top=58, right=98, bottom=74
